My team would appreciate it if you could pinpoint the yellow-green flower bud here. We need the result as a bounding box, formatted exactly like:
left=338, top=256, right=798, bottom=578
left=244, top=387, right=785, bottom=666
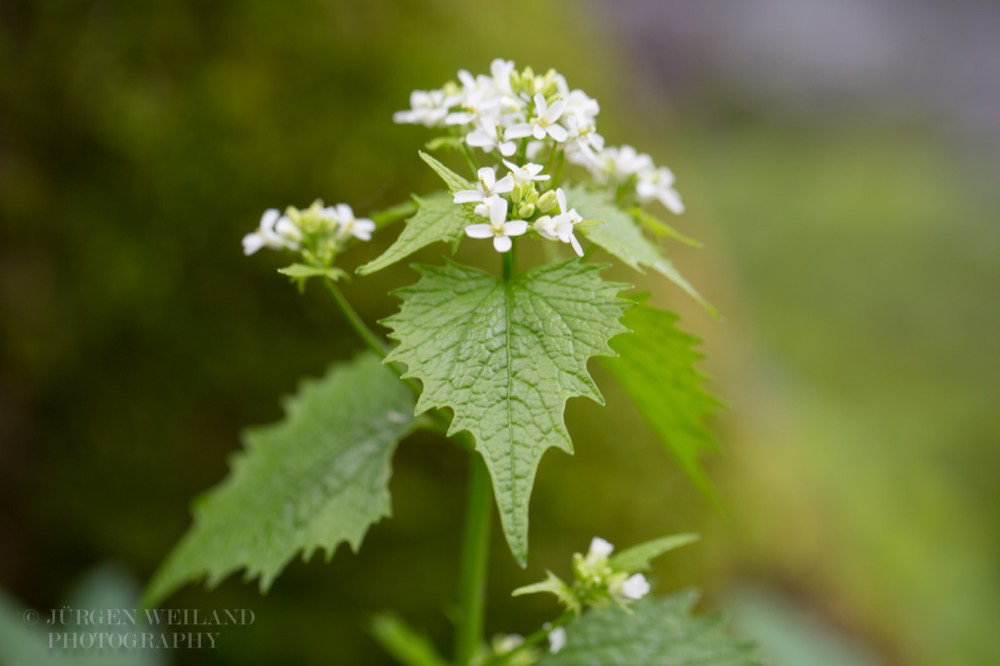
left=537, top=190, right=559, bottom=214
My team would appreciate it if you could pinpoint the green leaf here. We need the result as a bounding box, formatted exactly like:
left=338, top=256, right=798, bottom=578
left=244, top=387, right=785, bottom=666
left=601, top=303, right=722, bottom=500
left=628, top=207, right=702, bottom=247
left=370, top=613, right=449, bottom=666
left=567, top=185, right=717, bottom=316
left=512, top=571, right=581, bottom=614
left=144, top=354, right=416, bottom=606
left=382, top=260, right=630, bottom=565
left=609, top=534, right=700, bottom=574
left=538, top=590, right=763, bottom=666
left=419, top=150, right=471, bottom=193
left=358, top=193, right=466, bottom=275
left=277, top=263, right=347, bottom=292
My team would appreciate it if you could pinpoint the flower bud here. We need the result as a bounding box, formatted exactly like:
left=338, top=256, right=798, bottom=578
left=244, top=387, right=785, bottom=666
left=537, top=190, right=559, bottom=214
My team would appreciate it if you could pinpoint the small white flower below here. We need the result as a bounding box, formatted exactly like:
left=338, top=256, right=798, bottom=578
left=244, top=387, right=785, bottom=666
left=242, top=208, right=301, bottom=255
left=327, top=204, right=376, bottom=241
left=533, top=188, right=583, bottom=256
left=547, top=627, right=567, bottom=655
left=454, top=167, right=515, bottom=216
left=464, top=196, right=528, bottom=253
left=503, top=159, right=550, bottom=185
left=621, top=573, right=651, bottom=600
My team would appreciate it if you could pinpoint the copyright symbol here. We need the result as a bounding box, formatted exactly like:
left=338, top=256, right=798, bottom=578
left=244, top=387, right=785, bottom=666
left=23, top=609, right=39, bottom=624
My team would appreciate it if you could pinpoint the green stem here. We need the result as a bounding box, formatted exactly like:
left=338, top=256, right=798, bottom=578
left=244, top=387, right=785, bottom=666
left=460, top=143, right=481, bottom=176
left=551, top=150, right=566, bottom=189
left=503, top=242, right=516, bottom=281
left=322, top=279, right=388, bottom=359
left=454, top=455, right=493, bottom=665
left=543, top=147, right=561, bottom=186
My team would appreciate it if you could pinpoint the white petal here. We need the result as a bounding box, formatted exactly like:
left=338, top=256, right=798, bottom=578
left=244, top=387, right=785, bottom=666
left=532, top=125, right=547, bottom=141
left=275, top=217, right=301, bottom=240
left=490, top=196, right=508, bottom=227
left=454, top=190, right=483, bottom=204
left=658, top=189, right=685, bottom=215
left=465, top=224, right=494, bottom=239
left=505, top=124, right=534, bottom=140
left=548, top=628, right=567, bottom=655
left=493, top=234, right=513, bottom=252
left=589, top=537, right=614, bottom=557
left=569, top=232, right=583, bottom=257
left=556, top=188, right=567, bottom=213
left=622, top=574, right=650, bottom=600
left=504, top=220, right=528, bottom=236
left=445, top=111, right=474, bottom=125
left=547, top=124, right=568, bottom=143
left=242, top=233, right=265, bottom=256
left=466, top=131, right=493, bottom=148
left=260, top=208, right=280, bottom=232
left=546, top=99, right=566, bottom=121
left=336, top=204, right=354, bottom=221
left=494, top=174, right=515, bottom=194
left=533, top=93, right=547, bottom=114
left=478, top=167, right=496, bottom=190
left=534, top=216, right=559, bottom=240
left=499, top=141, right=517, bottom=157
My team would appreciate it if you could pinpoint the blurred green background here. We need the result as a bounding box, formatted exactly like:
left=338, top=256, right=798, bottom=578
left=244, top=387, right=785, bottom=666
left=2, top=1, right=998, bottom=664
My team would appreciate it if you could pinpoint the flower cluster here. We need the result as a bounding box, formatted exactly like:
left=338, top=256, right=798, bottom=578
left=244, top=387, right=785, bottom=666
left=530, top=537, right=650, bottom=655
left=242, top=200, right=374, bottom=265
left=394, top=59, right=684, bottom=254
left=572, top=537, right=650, bottom=606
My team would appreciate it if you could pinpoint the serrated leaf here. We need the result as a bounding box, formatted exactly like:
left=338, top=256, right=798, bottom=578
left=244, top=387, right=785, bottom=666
left=278, top=263, right=347, bottom=292
left=628, top=207, right=702, bottom=247
left=359, top=193, right=467, bottom=275
left=512, top=571, right=581, bottom=613
left=567, top=185, right=716, bottom=316
left=370, top=613, right=449, bottom=666
left=538, top=590, right=763, bottom=666
left=382, top=260, right=630, bottom=565
left=601, top=303, right=722, bottom=500
left=419, top=150, right=471, bottom=193
left=610, top=534, right=700, bottom=574
left=144, top=354, right=415, bottom=606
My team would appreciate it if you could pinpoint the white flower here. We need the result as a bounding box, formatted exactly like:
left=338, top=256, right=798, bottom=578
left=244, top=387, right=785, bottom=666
left=464, top=196, right=527, bottom=253
left=589, top=537, right=614, bottom=558
left=445, top=70, right=501, bottom=126
left=326, top=204, right=375, bottom=241
left=636, top=166, right=685, bottom=214
left=555, top=74, right=600, bottom=128
left=620, top=573, right=651, bottom=600
left=242, top=208, right=301, bottom=255
left=507, top=93, right=568, bottom=142
left=466, top=116, right=517, bottom=157
left=607, top=144, right=654, bottom=180
left=533, top=188, right=583, bottom=256
left=454, top=167, right=515, bottom=216
left=393, top=89, right=460, bottom=127
left=490, top=58, right=516, bottom=98
left=502, top=159, right=550, bottom=184
left=547, top=627, right=567, bottom=655
left=494, top=634, right=524, bottom=654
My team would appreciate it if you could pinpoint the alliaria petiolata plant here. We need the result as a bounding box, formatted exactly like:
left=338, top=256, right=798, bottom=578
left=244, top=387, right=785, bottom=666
left=146, top=59, right=762, bottom=666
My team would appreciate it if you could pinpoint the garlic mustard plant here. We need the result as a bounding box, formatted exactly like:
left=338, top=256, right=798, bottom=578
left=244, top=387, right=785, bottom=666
left=148, top=59, right=761, bottom=666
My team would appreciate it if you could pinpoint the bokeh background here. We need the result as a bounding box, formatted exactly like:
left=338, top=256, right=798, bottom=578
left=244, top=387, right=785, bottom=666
left=2, top=1, right=998, bottom=664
